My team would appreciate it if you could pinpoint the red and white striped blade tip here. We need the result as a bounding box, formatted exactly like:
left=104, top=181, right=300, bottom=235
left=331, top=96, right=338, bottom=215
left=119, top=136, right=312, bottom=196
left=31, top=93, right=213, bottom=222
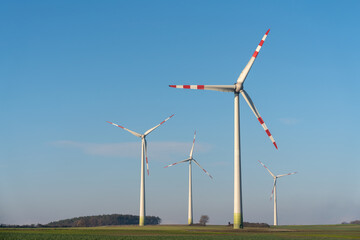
left=169, top=85, right=205, bottom=90
left=202, top=168, right=213, bottom=179
left=160, top=114, right=175, bottom=124
left=164, top=162, right=178, bottom=168
left=257, top=117, right=278, bottom=150
left=270, top=191, right=274, bottom=200
left=240, top=91, right=278, bottom=150
left=107, top=121, right=123, bottom=128
left=253, top=29, right=270, bottom=58
left=279, top=172, right=297, bottom=177
left=258, top=160, right=265, bottom=166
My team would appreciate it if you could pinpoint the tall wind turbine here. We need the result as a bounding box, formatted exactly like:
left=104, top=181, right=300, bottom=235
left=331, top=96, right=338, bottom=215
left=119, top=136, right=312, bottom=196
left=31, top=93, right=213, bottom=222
left=164, top=131, right=212, bottom=225
left=258, top=160, right=297, bottom=226
left=107, top=114, right=174, bottom=226
left=169, top=29, right=277, bottom=229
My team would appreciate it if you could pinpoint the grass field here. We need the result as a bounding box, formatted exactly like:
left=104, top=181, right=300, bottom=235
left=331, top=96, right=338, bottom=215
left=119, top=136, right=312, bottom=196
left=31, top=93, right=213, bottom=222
left=1, top=224, right=359, bottom=240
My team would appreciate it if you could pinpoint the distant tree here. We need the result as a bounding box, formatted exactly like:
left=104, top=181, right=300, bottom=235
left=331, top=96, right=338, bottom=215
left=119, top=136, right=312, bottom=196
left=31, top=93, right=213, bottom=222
left=350, top=220, right=360, bottom=224
left=145, top=216, right=161, bottom=225
left=199, top=215, right=209, bottom=226
left=243, top=222, right=270, bottom=228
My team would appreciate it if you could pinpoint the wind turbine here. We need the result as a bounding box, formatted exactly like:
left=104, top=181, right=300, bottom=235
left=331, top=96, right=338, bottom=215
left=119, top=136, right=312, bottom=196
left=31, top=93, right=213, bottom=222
left=258, top=160, right=297, bottom=226
left=107, top=114, right=174, bottom=226
left=169, top=29, right=277, bottom=229
left=164, top=131, right=212, bottom=225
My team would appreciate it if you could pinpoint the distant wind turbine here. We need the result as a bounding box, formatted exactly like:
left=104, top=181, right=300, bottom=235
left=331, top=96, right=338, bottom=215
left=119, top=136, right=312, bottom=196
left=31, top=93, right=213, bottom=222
left=258, top=160, right=297, bottom=226
left=169, top=29, right=277, bottom=228
left=107, top=114, right=174, bottom=226
left=164, top=131, right=212, bottom=225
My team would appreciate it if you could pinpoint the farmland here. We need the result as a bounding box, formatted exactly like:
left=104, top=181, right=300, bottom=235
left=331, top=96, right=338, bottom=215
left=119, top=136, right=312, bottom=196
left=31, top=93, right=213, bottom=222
left=1, top=224, right=359, bottom=240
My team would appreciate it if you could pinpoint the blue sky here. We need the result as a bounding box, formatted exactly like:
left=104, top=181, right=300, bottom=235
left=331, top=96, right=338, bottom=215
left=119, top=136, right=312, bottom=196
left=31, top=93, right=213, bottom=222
left=1, top=0, right=360, bottom=225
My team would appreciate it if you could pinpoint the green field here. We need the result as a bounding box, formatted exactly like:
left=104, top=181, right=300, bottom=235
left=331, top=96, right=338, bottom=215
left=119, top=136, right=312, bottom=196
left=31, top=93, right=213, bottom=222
left=1, top=224, right=359, bottom=240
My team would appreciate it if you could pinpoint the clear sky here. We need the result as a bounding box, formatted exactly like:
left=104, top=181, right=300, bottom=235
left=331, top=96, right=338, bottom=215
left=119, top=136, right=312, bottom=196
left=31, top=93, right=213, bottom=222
left=1, top=0, right=360, bottom=225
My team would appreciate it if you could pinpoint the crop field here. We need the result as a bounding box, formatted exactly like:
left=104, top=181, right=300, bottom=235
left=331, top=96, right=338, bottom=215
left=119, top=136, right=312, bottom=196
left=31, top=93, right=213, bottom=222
left=1, top=224, right=359, bottom=240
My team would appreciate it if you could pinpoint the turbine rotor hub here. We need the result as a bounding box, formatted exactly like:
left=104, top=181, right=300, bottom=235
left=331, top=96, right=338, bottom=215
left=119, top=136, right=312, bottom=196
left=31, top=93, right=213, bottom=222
left=234, top=82, right=243, bottom=92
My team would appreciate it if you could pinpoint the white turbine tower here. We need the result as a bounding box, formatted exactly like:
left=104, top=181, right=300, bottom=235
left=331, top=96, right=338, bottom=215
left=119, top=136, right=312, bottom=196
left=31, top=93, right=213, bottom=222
left=169, top=29, right=277, bottom=228
left=107, top=114, right=174, bottom=226
left=164, top=131, right=212, bottom=225
left=258, top=160, right=297, bottom=226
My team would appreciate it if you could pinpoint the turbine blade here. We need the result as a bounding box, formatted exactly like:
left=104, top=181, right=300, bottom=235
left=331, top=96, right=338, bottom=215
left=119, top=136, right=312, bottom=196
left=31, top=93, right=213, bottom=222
left=189, top=131, right=196, bottom=159
left=164, top=159, right=190, bottom=168
left=270, top=179, right=276, bottom=200
left=258, top=160, right=276, bottom=178
left=144, top=139, right=149, bottom=176
left=240, top=90, right=278, bottom=149
left=144, top=114, right=175, bottom=136
left=277, top=172, right=297, bottom=178
left=237, top=29, right=270, bottom=84
left=169, top=85, right=235, bottom=93
left=193, top=159, right=213, bottom=179
left=106, top=121, right=142, bottom=138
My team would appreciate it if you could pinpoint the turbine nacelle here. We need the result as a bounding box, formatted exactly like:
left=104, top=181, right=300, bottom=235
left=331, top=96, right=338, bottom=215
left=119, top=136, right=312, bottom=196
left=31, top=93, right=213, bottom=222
left=234, top=82, right=243, bottom=92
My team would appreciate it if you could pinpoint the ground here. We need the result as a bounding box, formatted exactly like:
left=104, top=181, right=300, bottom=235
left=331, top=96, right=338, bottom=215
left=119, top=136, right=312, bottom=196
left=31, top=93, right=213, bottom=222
left=1, top=224, right=359, bottom=240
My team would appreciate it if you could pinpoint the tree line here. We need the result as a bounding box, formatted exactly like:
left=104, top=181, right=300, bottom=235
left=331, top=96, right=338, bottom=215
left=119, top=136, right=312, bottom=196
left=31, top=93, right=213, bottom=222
left=47, top=214, right=161, bottom=227
left=1, top=214, right=161, bottom=228
left=342, top=220, right=360, bottom=225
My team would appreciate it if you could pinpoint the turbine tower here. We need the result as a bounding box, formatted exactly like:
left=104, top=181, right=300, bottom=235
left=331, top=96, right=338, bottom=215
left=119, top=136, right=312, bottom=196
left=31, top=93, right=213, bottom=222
left=258, top=160, right=297, bottom=226
left=107, top=114, right=174, bottom=226
left=164, top=131, right=212, bottom=225
left=169, top=29, right=277, bottom=229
